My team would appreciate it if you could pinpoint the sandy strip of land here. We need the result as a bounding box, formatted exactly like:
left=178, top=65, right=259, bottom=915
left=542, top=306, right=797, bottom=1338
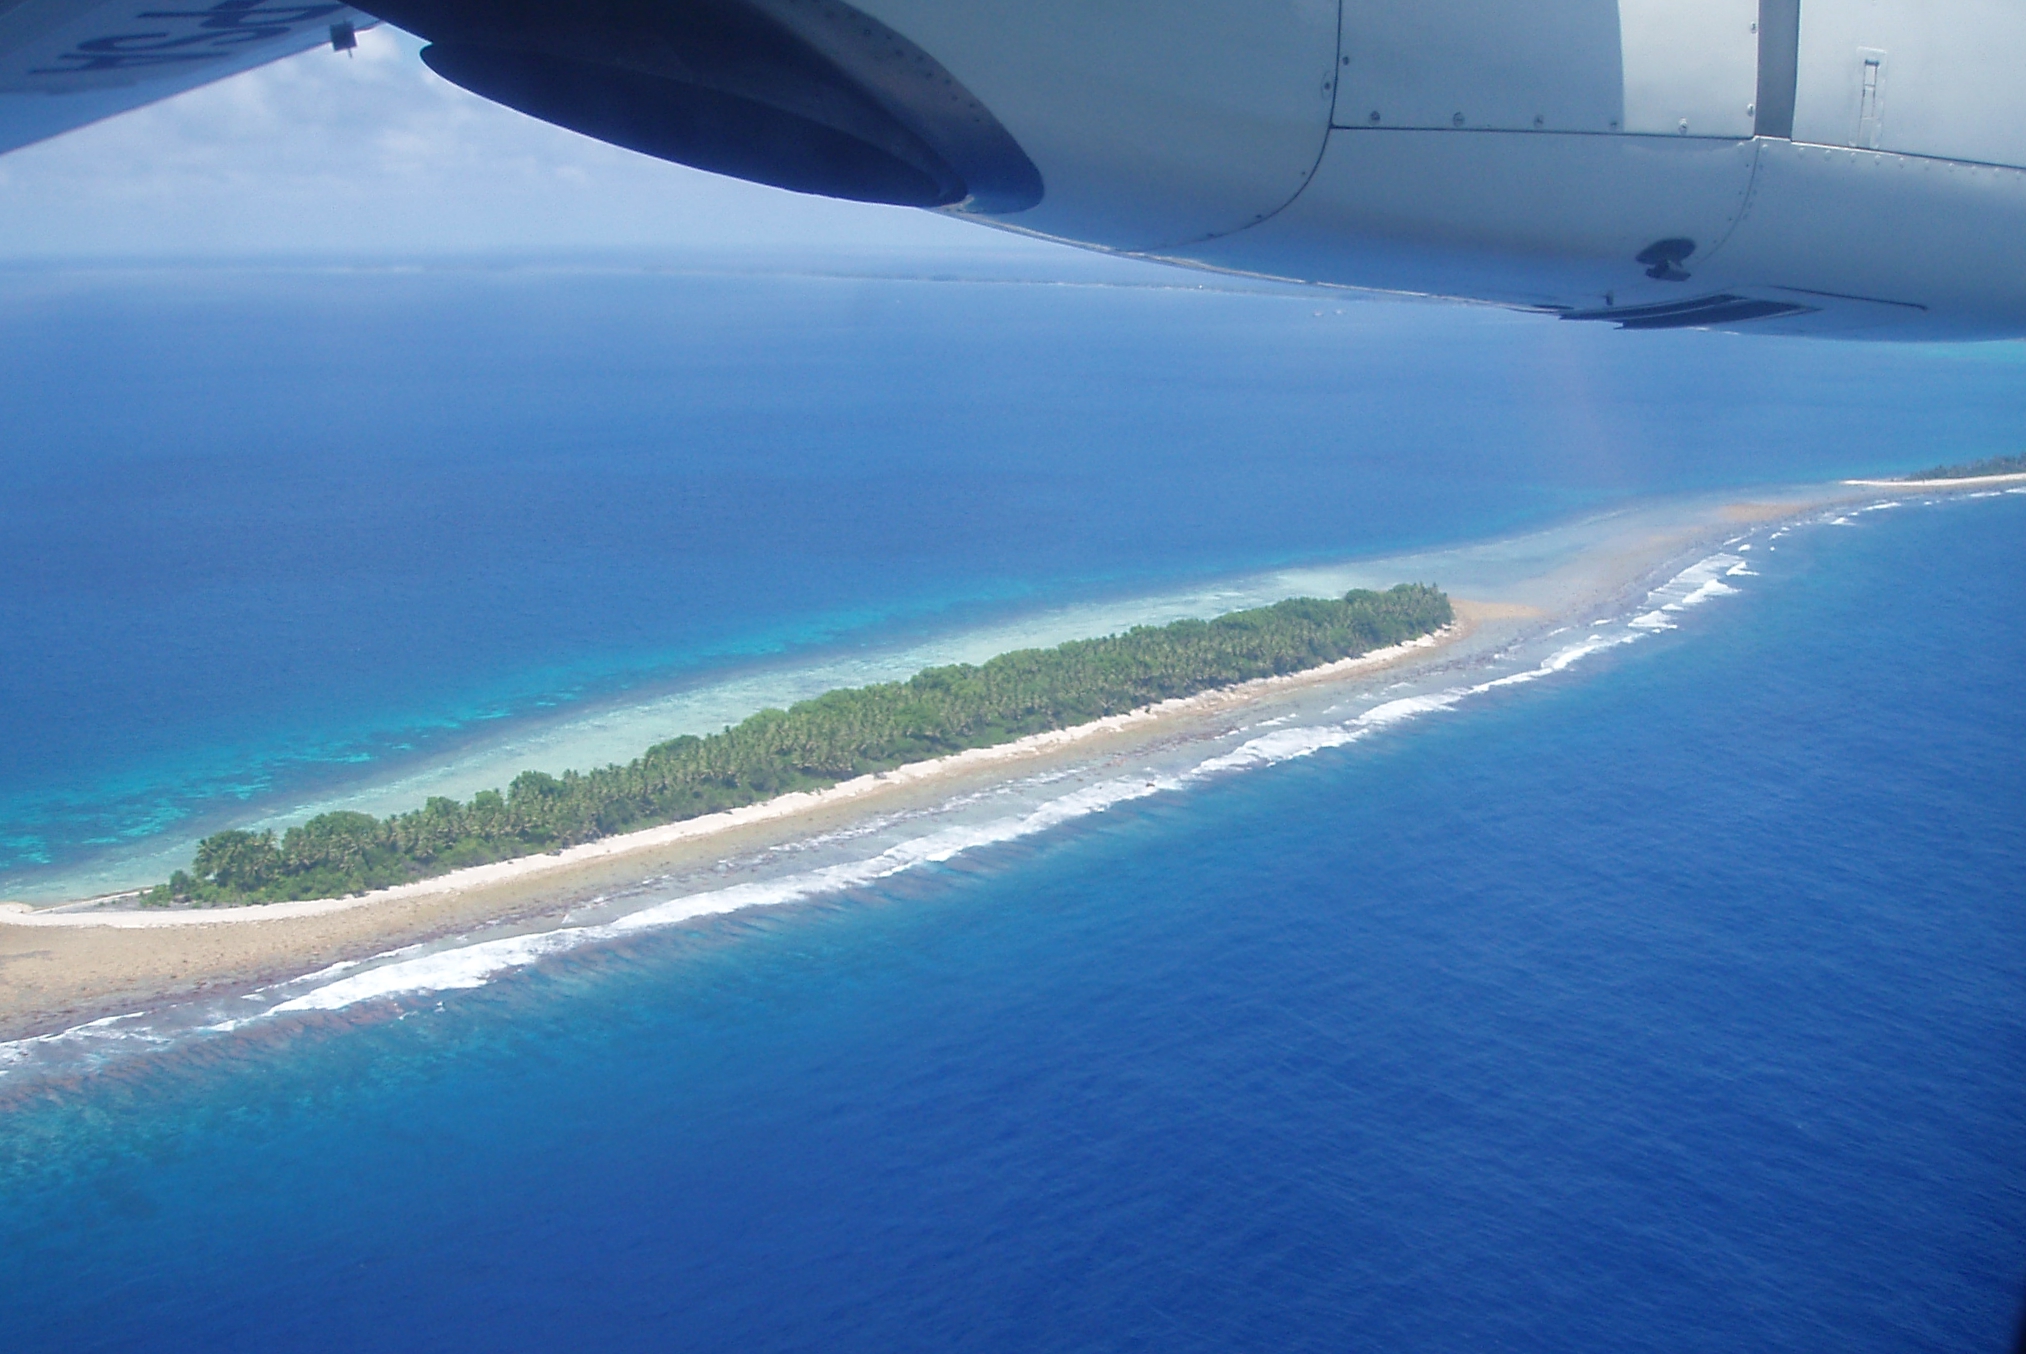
left=1842, top=471, right=2026, bottom=489
left=0, top=613, right=1509, bottom=1040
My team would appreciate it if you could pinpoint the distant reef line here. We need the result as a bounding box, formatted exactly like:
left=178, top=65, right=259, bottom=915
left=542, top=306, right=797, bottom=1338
left=1863, top=452, right=2026, bottom=484
left=148, top=585, right=1454, bottom=909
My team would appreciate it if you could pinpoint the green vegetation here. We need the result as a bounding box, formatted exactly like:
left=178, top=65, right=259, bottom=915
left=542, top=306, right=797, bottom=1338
left=1900, top=452, right=2026, bottom=481
left=148, top=584, right=1451, bottom=907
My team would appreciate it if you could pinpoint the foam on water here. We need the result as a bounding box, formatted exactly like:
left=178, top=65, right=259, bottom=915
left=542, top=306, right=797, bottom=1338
left=1627, top=552, right=1743, bottom=630
left=261, top=775, right=1188, bottom=1016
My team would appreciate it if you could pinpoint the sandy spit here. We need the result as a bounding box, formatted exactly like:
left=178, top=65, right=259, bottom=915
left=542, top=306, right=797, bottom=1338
left=1842, top=470, right=2026, bottom=489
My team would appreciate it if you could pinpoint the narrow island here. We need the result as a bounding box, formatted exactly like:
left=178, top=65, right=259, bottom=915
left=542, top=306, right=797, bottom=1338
left=151, top=584, right=1452, bottom=908
left=1896, top=452, right=2026, bottom=481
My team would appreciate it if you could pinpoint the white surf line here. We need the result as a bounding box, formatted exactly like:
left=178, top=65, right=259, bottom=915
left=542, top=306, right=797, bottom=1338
left=234, top=774, right=1191, bottom=1019
left=1830, top=499, right=1912, bottom=526
left=3, top=632, right=1453, bottom=930
left=246, top=621, right=1662, bottom=1021
left=1272, top=547, right=1755, bottom=753
left=1843, top=471, right=2026, bottom=489
left=1626, top=553, right=1745, bottom=631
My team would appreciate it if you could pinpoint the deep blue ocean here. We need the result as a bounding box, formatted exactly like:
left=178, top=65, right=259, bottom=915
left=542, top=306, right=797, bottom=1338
left=0, top=258, right=2022, bottom=1350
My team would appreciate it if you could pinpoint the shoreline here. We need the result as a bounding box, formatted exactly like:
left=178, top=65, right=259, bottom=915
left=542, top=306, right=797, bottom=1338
left=0, top=478, right=1980, bottom=1043
left=1842, top=470, right=2026, bottom=489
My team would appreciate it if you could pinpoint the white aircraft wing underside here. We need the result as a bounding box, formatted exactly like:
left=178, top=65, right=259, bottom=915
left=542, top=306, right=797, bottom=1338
left=6, top=0, right=2026, bottom=341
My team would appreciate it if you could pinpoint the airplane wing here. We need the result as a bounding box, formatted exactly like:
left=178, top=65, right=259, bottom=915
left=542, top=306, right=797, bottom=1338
left=8, top=0, right=2026, bottom=342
